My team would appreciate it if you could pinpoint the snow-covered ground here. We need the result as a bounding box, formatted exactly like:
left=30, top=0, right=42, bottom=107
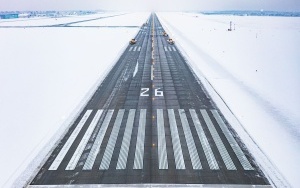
left=157, top=12, right=300, bottom=187
left=0, top=12, right=126, bottom=27
left=0, top=12, right=150, bottom=187
left=1, top=10, right=299, bottom=187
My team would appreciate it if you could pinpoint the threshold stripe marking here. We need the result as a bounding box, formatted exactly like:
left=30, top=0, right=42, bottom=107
left=168, top=47, right=172, bottom=51
left=138, top=46, right=141, bottom=51
left=83, top=110, right=114, bottom=170
left=49, top=110, right=92, bottom=170
left=133, top=60, right=139, bottom=78
left=168, top=109, right=185, bottom=169
left=66, top=110, right=103, bottom=170
left=164, top=47, right=168, bottom=51
left=129, top=47, right=133, bottom=51
left=157, top=109, right=168, bottom=169
left=179, top=109, right=202, bottom=169
left=100, top=109, right=125, bottom=170
left=201, top=109, right=236, bottom=170
left=190, top=109, right=219, bottom=170
left=211, top=110, right=254, bottom=170
left=172, top=47, right=176, bottom=51
left=133, top=46, right=137, bottom=51
left=133, top=109, right=146, bottom=169
left=116, top=109, right=136, bottom=169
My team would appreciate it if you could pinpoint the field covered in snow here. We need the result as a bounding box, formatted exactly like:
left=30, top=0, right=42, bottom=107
left=157, top=12, right=300, bottom=187
left=0, top=12, right=150, bottom=187
left=0, top=11, right=299, bottom=187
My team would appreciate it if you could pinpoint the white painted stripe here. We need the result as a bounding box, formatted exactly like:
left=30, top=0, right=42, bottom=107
left=133, top=109, right=146, bottom=169
left=168, top=109, right=185, bottom=169
left=133, top=60, right=139, bottom=78
left=189, top=109, right=219, bottom=170
left=151, top=65, right=154, bottom=81
left=83, top=110, right=114, bottom=170
left=133, top=46, right=137, bottom=51
left=100, top=109, right=125, bottom=170
left=49, top=110, right=92, bottom=170
left=66, top=110, right=103, bottom=170
left=138, top=46, right=141, bottom=51
left=200, top=109, right=236, bottom=170
left=157, top=109, right=168, bottom=169
left=116, top=109, right=136, bottom=169
left=129, top=47, right=133, bottom=51
left=168, top=47, right=172, bottom=51
left=178, top=109, right=202, bottom=169
left=172, top=47, right=176, bottom=51
left=211, top=110, right=254, bottom=170
left=164, top=47, right=168, bottom=51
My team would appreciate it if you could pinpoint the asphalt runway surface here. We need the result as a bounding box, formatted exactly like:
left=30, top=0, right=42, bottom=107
left=29, top=13, right=271, bottom=187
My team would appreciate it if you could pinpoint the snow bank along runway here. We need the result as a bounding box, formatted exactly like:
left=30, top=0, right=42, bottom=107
left=29, top=13, right=271, bottom=187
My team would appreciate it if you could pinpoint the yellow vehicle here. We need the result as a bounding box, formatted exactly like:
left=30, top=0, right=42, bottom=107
left=167, top=38, right=174, bottom=45
left=130, top=39, right=136, bottom=45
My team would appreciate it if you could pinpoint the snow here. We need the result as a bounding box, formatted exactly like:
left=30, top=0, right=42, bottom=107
left=157, top=12, right=300, bottom=187
left=72, top=12, right=150, bottom=26
left=0, top=12, right=149, bottom=187
left=0, top=12, right=124, bottom=27
left=1, top=10, right=299, bottom=187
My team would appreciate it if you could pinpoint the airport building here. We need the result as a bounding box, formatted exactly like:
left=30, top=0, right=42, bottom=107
left=0, top=13, right=19, bottom=19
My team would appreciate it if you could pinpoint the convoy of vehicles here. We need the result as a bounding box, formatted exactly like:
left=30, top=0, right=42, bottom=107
left=130, top=31, right=174, bottom=45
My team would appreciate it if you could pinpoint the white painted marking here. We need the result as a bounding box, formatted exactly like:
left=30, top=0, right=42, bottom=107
left=133, top=109, right=146, bottom=169
left=138, top=46, right=141, bottom=51
left=66, top=110, right=103, bottom=170
left=83, top=110, right=114, bottom=170
left=100, top=109, right=125, bottom=170
left=168, top=47, right=172, bottom=51
left=211, top=110, right=254, bottom=170
left=151, top=65, right=154, bottom=81
left=157, top=109, right=168, bottom=169
left=49, top=110, right=92, bottom=170
left=155, top=88, right=163, bottom=97
left=168, top=109, right=185, bottom=169
left=129, top=47, right=133, bottom=51
left=133, top=46, right=137, bottom=51
left=178, top=109, right=202, bottom=169
left=172, top=47, right=176, bottom=51
left=133, top=60, right=139, bottom=78
left=116, top=109, right=136, bottom=169
left=200, top=109, right=236, bottom=170
left=140, top=88, right=149, bottom=96
left=164, top=47, right=168, bottom=51
left=189, top=109, right=219, bottom=170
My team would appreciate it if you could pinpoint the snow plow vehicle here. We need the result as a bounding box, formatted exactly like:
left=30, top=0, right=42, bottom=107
left=167, top=38, right=174, bottom=45
left=130, top=39, right=137, bottom=45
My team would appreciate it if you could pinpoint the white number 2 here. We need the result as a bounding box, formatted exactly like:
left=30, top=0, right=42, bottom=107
left=140, top=88, right=149, bottom=96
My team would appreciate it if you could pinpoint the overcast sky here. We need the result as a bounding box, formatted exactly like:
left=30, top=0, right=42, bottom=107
left=1, top=0, right=300, bottom=11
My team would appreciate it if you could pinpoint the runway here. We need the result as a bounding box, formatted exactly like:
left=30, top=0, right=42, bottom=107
left=29, top=13, right=270, bottom=187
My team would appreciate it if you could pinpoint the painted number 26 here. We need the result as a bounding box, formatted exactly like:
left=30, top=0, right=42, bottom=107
left=140, top=88, right=163, bottom=97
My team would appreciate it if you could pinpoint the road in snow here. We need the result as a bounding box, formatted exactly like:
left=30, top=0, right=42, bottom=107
left=157, top=12, right=300, bottom=187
